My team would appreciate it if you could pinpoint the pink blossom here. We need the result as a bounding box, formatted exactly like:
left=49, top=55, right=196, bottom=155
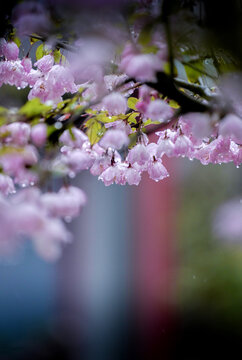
left=28, top=65, right=78, bottom=103
left=13, top=203, right=45, bottom=235
left=147, top=159, right=169, bottom=181
left=102, top=92, right=127, bottom=115
left=209, top=136, right=232, bottom=164
left=99, top=129, right=129, bottom=149
left=35, top=54, right=54, bottom=74
left=12, top=2, right=51, bottom=36
left=180, top=113, right=212, bottom=140
left=104, top=74, right=129, bottom=92
left=21, top=57, right=32, bottom=73
left=27, top=69, right=42, bottom=87
left=60, top=128, right=89, bottom=148
left=124, top=166, right=141, bottom=185
left=121, top=52, right=163, bottom=82
left=98, top=162, right=142, bottom=186
left=14, top=169, right=38, bottom=187
left=0, top=39, right=19, bottom=60
left=63, top=149, right=94, bottom=173
left=104, top=120, right=132, bottom=135
left=0, top=60, right=28, bottom=88
left=145, top=99, right=173, bottom=122
left=31, top=123, right=47, bottom=146
left=41, top=186, right=87, bottom=218
left=174, top=135, right=193, bottom=157
left=0, top=174, right=15, bottom=195
left=33, top=218, right=72, bottom=262
left=0, top=145, right=38, bottom=176
left=98, top=166, right=117, bottom=186
left=6, top=123, right=31, bottom=146
left=127, top=144, right=150, bottom=166
left=219, top=114, right=242, bottom=144
left=156, top=139, right=175, bottom=158
left=90, top=156, right=112, bottom=176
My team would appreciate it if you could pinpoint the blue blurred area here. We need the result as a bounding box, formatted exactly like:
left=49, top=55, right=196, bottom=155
left=0, top=173, right=133, bottom=359
left=0, top=246, right=56, bottom=357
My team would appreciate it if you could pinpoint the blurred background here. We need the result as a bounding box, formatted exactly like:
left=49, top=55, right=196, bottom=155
left=1, top=0, right=242, bottom=359
left=0, top=151, right=242, bottom=360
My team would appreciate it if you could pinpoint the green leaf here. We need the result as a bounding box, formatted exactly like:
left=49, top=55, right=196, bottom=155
left=53, top=49, right=62, bottom=63
left=127, top=97, right=138, bottom=110
left=35, top=44, right=51, bottom=61
left=13, top=37, right=21, bottom=47
left=46, top=125, right=56, bottom=137
left=167, top=99, right=180, bottom=109
left=86, top=119, right=105, bottom=145
left=96, top=112, right=118, bottom=123
left=143, top=119, right=160, bottom=126
left=19, top=98, right=52, bottom=118
left=127, top=112, right=139, bottom=125
left=128, top=132, right=138, bottom=149
left=35, top=44, right=44, bottom=60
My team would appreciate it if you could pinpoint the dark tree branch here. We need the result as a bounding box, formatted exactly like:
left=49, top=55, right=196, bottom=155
left=147, top=71, right=210, bottom=114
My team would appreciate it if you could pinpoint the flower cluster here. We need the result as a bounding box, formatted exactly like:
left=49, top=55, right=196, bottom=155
left=0, top=4, right=242, bottom=260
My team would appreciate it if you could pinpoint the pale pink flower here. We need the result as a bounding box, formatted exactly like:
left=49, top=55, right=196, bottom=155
left=41, top=186, right=87, bottom=218
left=31, top=123, right=47, bottom=146
left=124, top=166, right=141, bottom=185
left=98, top=166, right=117, bottom=186
left=35, top=54, right=54, bottom=74
left=0, top=174, right=15, bottom=195
left=6, top=122, right=31, bottom=146
left=145, top=99, right=173, bottom=122
left=121, top=51, right=163, bottom=82
left=219, top=114, right=242, bottom=144
left=102, top=92, right=127, bottom=115
left=180, top=113, right=212, bottom=140
left=63, top=149, right=94, bottom=173
left=99, top=129, right=129, bottom=150
left=174, top=135, right=193, bottom=157
left=147, top=159, right=169, bottom=181
left=104, top=120, right=132, bottom=135
left=60, top=128, right=89, bottom=148
left=127, top=144, right=150, bottom=166
left=21, top=57, right=32, bottom=73
left=33, top=218, right=72, bottom=262
left=156, top=139, right=175, bottom=158
left=12, top=2, right=51, bottom=36
left=0, top=39, right=19, bottom=60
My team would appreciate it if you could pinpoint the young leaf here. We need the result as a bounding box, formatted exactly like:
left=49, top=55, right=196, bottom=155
left=127, top=97, right=138, bottom=110
left=19, top=98, right=52, bottom=118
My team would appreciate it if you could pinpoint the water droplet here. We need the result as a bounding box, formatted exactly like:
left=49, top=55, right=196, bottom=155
left=17, top=87, right=21, bottom=90
left=64, top=216, right=72, bottom=223
left=236, top=165, right=240, bottom=169
left=68, top=171, right=76, bottom=179
left=30, top=181, right=35, bottom=186
left=21, top=183, right=27, bottom=188
left=54, top=122, right=62, bottom=129
left=193, top=275, right=196, bottom=280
